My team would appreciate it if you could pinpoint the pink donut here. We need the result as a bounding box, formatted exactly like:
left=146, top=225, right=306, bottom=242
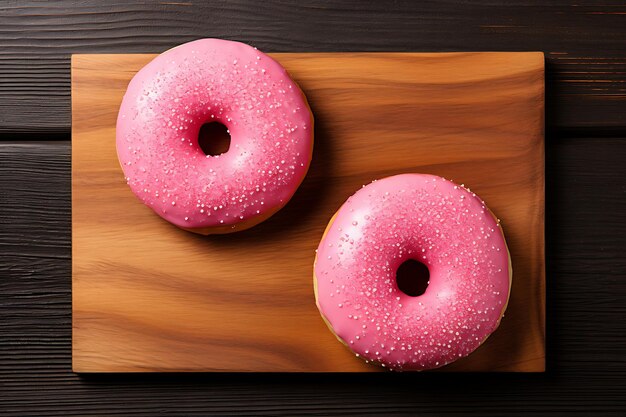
left=116, top=39, right=313, bottom=234
left=314, top=174, right=511, bottom=370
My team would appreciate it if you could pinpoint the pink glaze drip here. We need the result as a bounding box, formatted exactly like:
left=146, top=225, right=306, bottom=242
left=116, top=39, right=313, bottom=230
left=314, top=174, right=511, bottom=371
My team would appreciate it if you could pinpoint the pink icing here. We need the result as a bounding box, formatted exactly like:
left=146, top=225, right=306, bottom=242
left=314, top=174, right=511, bottom=371
left=116, top=39, right=313, bottom=232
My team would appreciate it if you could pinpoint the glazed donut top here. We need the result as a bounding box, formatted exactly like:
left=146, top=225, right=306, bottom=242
left=117, top=39, right=313, bottom=230
left=314, top=174, right=511, bottom=370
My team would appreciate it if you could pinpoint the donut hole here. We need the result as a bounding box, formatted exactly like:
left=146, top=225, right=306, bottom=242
left=198, top=122, right=231, bottom=156
left=396, top=259, right=430, bottom=297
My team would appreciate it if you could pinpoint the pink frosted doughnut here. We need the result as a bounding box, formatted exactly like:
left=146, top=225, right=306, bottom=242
left=116, top=39, right=313, bottom=234
left=314, top=174, right=511, bottom=371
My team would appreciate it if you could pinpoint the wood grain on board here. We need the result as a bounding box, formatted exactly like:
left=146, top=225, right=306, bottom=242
left=71, top=52, right=545, bottom=372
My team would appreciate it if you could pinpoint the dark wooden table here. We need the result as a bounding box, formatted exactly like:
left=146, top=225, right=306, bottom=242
left=1, top=1, right=625, bottom=415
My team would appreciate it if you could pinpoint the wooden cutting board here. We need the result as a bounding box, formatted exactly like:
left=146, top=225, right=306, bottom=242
left=72, top=52, right=545, bottom=372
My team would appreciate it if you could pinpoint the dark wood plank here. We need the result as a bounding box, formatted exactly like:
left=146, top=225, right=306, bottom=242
left=1, top=138, right=625, bottom=415
left=1, top=1, right=626, bottom=135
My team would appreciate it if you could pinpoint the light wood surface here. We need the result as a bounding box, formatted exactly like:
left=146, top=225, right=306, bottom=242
left=71, top=52, right=545, bottom=372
